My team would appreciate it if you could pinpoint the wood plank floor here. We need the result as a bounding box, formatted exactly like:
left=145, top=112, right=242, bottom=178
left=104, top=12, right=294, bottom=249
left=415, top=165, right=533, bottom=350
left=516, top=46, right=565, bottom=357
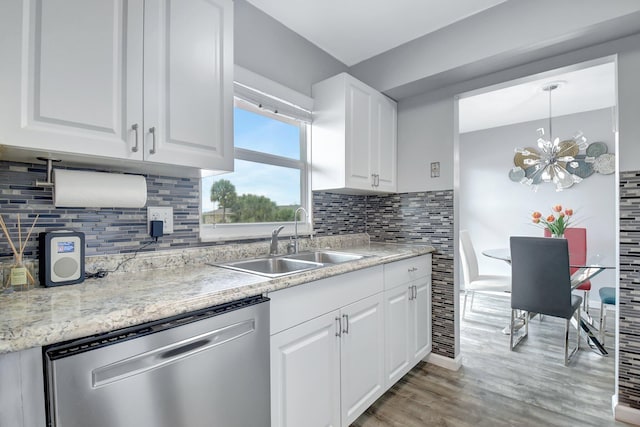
left=352, top=292, right=624, bottom=427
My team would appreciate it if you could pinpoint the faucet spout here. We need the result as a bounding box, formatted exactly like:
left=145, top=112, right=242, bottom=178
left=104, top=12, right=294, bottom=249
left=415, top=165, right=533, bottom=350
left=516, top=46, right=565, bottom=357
left=270, top=225, right=285, bottom=256
left=293, top=207, right=308, bottom=254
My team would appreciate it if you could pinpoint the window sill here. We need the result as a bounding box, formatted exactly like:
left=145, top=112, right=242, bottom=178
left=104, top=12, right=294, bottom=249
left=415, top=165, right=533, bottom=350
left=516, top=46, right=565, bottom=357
left=200, top=222, right=313, bottom=243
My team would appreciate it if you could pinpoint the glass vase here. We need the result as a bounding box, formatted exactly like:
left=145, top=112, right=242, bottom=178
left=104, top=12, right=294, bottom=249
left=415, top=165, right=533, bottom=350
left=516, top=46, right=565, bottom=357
left=2, top=256, right=36, bottom=292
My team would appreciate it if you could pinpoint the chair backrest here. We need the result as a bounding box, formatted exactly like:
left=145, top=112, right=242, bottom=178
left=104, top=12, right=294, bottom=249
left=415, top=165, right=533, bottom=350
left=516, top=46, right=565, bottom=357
left=510, top=236, right=574, bottom=319
left=543, top=227, right=590, bottom=286
left=459, top=230, right=479, bottom=285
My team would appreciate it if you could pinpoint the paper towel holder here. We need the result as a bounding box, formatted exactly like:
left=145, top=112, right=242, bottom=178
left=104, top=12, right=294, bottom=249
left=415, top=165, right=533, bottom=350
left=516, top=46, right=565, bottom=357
left=35, top=157, right=61, bottom=188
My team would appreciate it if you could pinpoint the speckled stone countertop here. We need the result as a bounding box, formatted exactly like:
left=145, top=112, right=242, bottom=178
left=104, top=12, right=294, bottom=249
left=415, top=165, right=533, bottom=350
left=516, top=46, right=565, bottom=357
left=0, top=237, right=434, bottom=354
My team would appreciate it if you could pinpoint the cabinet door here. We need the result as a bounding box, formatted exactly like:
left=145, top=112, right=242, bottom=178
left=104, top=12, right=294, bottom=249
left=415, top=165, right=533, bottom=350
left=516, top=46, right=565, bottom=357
left=384, top=285, right=412, bottom=387
left=345, top=80, right=374, bottom=190
left=0, top=0, right=144, bottom=160
left=373, top=95, right=397, bottom=192
left=271, top=311, right=341, bottom=427
left=340, top=293, right=385, bottom=426
left=143, top=0, right=233, bottom=171
left=411, top=278, right=432, bottom=361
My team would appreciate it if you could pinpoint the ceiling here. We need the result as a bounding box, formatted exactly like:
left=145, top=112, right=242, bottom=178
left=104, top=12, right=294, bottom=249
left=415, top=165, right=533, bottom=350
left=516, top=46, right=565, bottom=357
left=458, top=62, right=616, bottom=133
left=245, top=0, right=509, bottom=66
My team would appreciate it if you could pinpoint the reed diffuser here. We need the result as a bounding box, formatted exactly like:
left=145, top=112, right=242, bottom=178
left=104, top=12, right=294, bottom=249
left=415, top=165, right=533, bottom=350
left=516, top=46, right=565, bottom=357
left=0, top=213, right=39, bottom=291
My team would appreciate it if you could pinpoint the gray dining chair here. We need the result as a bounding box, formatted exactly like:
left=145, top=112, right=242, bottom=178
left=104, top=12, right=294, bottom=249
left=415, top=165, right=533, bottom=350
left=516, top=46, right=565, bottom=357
left=509, top=236, right=582, bottom=365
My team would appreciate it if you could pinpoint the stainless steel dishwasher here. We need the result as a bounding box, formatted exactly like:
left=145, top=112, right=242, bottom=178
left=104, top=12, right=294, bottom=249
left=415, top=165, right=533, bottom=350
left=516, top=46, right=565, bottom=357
left=44, top=295, right=269, bottom=427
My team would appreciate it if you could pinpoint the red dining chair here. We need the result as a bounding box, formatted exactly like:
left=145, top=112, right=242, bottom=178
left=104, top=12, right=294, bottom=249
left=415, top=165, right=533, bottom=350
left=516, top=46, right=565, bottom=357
left=544, top=227, right=590, bottom=314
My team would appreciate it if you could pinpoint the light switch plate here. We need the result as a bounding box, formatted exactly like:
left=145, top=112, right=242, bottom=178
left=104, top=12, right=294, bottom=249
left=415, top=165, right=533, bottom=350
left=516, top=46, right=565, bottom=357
left=147, top=207, right=173, bottom=234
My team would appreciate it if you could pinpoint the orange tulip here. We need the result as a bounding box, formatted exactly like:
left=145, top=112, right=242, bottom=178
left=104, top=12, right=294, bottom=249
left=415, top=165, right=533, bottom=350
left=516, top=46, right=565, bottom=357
left=532, top=218, right=540, bottom=224
left=565, top=209, right=573, bottom=216
left=552, top=205, right=562, bottom=212
left=547, top=215, right=556, bottom=222
left=532, top=211, right=542, bottom=219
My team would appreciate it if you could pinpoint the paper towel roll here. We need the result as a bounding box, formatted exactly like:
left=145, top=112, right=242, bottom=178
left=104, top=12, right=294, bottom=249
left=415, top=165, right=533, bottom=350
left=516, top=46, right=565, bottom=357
left=53, top=170, right=147, bottom=208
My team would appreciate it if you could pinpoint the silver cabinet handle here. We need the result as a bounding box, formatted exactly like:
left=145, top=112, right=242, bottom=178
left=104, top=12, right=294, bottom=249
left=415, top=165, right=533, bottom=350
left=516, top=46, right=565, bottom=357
left=408, top=286, right=414, bottom=300
left=375, top=174, right=380, bottom=187
left=131, top=123, right=139, bottom=152
left=413, top=285, right=417, bottom=300
left=149, top=126, right=157, bottom=154
left=342, top=314, right=349, bottom=334
left=371, top=174, right=376, bottom=187
left=335, top=316, right=341, bottom=337
left=408, top=267, right=418, bottom=273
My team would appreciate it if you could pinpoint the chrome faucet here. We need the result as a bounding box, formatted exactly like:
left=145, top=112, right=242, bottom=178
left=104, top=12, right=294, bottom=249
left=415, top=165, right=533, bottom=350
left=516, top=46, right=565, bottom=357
left=270, top=225, right=285, bottom=256
left=292, top=207, right=308, bottom=254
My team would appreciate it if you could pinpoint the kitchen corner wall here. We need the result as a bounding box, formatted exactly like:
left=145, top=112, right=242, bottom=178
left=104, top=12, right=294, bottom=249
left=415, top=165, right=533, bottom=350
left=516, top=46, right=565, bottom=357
left=313, top=190, right=456, bottom=359
left=619, top=170, right=640, bottom=409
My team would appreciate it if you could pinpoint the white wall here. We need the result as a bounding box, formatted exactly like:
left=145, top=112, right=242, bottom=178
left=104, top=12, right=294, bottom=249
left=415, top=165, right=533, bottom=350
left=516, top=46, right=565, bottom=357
left=459, top=108, right=617, bottom=304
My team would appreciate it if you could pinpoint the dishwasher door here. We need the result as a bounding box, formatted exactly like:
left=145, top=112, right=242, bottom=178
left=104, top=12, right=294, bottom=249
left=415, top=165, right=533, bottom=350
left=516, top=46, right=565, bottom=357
left=44, top=295, right=270, bottom=427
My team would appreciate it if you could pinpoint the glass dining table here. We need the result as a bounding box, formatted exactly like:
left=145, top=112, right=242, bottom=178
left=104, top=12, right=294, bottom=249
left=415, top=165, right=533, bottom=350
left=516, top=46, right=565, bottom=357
left=482, top=248, right=614, bottom=356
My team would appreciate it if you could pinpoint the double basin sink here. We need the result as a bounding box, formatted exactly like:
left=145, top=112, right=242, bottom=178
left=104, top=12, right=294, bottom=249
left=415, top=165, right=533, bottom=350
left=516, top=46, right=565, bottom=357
left=214, top=250, right=365, bottom=278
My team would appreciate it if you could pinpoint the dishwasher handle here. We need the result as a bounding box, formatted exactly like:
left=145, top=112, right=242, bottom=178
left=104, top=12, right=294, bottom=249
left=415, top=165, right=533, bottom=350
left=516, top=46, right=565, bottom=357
left=92, top=319, right=255, bottom=388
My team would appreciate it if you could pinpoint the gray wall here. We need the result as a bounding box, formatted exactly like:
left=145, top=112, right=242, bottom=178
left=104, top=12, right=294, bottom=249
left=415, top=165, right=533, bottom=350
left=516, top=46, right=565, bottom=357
left=234, top=0, right=347, bottom=97
left=349, top=0, right=640, bottom=99
left=396, top=32, right=640, bottom=193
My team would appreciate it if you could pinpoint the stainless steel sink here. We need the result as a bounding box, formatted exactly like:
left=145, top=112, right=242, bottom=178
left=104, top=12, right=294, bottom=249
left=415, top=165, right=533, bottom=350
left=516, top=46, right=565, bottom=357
left=214, top=250, right=366, bottom=278
left=284, top=250, right=364, bottom=264
left=216, top=257, right=323, bottom=278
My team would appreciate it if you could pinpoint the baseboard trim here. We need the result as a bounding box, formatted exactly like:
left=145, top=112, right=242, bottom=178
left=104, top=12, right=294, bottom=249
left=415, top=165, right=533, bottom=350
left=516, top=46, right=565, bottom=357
left=613, top=394, right=640, bottom=425
left=425, top=353, right=462, bottom=371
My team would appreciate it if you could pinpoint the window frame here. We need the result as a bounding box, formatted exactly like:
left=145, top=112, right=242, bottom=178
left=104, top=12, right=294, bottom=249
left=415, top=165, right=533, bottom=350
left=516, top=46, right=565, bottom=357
left=200, top=99, right=312, bottom=243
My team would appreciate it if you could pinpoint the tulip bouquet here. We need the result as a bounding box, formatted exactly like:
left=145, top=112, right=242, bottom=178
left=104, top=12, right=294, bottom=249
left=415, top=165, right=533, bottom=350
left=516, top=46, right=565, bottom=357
left=531, top=205, right=574, bottom=237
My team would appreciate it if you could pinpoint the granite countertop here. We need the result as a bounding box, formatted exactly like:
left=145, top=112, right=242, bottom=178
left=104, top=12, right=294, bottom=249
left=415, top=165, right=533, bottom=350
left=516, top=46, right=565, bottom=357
left=0, top=241, right=434, bottom=354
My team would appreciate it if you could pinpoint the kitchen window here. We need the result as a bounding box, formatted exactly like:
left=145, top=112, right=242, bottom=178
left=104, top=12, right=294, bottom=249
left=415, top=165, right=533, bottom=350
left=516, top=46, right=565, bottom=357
left=200, top=95, right=311, bottom=242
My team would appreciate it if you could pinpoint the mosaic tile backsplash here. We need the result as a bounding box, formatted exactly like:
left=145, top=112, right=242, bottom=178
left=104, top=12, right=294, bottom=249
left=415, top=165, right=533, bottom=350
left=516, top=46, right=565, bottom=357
left=1, top=160, right=455, bottom=360
left=0, top=161, right=202, bottom=259
left=619, top=170, right=640, bottom=409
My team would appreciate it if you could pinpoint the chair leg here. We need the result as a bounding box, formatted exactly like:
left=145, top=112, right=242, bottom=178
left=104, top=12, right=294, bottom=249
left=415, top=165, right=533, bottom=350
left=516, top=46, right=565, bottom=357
left=583, top=290, right=590, bottom=315
left=510, top=309, right=528, bottom=351
left=599, top=301, right=606, bottom=346
left=469, top=290, right=475, bottom=312
left=564, top=306, right=581, bottom=366
left=463, top=290, right=468, bottom=317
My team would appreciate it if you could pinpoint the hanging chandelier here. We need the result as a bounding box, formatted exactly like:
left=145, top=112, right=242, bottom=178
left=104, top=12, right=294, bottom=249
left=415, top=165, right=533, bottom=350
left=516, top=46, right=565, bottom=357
left=512, top=82, right=589, bottom=192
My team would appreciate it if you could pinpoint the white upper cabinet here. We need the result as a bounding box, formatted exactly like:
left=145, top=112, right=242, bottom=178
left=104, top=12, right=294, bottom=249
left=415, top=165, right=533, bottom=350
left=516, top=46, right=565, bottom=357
left=312, top=73, right=397, bottom=194
left=142, top=0, right=233, bottom=170
left=0, top=0, right=233, bottom=172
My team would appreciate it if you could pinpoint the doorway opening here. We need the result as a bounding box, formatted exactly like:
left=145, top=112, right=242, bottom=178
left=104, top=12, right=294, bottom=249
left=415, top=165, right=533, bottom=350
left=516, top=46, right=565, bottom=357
left=454, top=56, right=619, bottom=417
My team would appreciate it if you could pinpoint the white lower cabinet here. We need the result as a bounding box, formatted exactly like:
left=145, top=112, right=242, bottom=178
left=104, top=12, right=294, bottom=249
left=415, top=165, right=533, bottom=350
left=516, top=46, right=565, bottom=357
left=271, top=311, right=341, bottom=427
left=339, top=293, right=385, bottom=426
left=383, top=285, right=412, bottom=385
left=384, top=256, right=432, bottom=387
left=270, top=293, right=384, bottom=427
left=270, top=256, right=431, bottom=427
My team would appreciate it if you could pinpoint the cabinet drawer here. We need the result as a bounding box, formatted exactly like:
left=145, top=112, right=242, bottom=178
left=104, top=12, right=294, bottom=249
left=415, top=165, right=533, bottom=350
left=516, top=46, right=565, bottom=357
left=270, top=266, right=383, bottom=335
left=383, top=255, right=431, bottom=290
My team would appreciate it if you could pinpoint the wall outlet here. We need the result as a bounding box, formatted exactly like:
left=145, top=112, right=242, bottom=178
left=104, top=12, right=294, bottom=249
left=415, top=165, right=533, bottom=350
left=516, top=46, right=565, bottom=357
left=147, top=207, right=173, bottom=234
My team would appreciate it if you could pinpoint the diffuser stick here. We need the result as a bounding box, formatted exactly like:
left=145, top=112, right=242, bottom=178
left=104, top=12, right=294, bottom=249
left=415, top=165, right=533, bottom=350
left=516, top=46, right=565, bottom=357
left=19, top=214, right=39, bottom=258
left=0, top=214, right=19, bottom=257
